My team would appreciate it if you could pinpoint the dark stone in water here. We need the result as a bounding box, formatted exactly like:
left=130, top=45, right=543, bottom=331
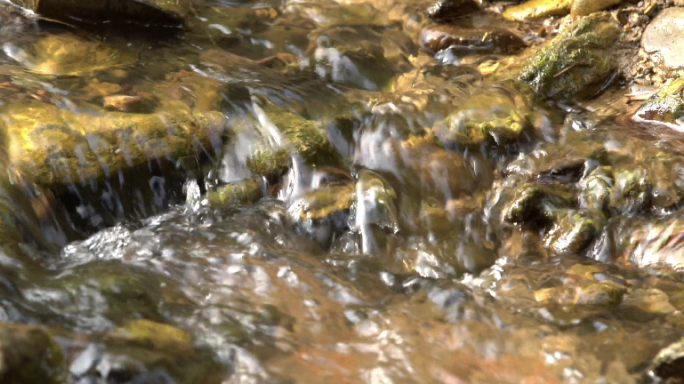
left=420, top=25, right=526, bottom=55
left=651, top=337, right=684, bottom=382
left=426, top=0, right=479, bottom=22
left=10, top=0, right=190, bottom=27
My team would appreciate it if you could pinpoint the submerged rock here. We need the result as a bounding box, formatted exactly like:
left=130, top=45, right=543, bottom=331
left=621, top=216, right=684, bottom=270
left=420, top=25, right=526, bottom=55
left=307, top=25, right=416, bottom=90
left=353, top=170, right=400, bottom=254
left=0, top=323, right=64, bottom=384
left=544, top=209, right=604, bottom=254
left=502, top=182, right=576, bottom=227
left=3, top=33, right=136, bottom=76
left=642, top=7, right=684, bottom=71
left=433, top=84, right=533, bottom=148
left=10, top=0, right=190, bottom=26
left=634, top=77, right=684, bottom=127
left=288, top=182, right=355, bottom=246
left=518, top=14, right=620, bottom=100
left=503, top=0, right=572, bottom=22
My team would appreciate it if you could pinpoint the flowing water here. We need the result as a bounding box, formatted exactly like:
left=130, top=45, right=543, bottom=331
left=0, top=0, right=681, bottom=383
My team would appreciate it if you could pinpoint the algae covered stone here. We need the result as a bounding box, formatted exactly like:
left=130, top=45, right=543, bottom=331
left=244, top=104, right=343, bottom=178
left=207, top=179, right=263, bottom=207
left=3, top=33, right=137, bottom=76
left=433, top=84, right=533, bottom=147
left=11, top=0, right=190, bottom=26
left=634, top=77, right=684, bottom=127
left=518, top=14, right=620, bottom=100
left=503, top=0, right=572, bottom=22
left=0, top=101, right=230, bottom=189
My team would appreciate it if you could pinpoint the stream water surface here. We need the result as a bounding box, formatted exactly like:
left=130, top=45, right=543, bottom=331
left=0, top=0, right=682, bottom=383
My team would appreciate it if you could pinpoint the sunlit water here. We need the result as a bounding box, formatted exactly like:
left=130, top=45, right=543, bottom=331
left=0, top=0, right=683, bottom=383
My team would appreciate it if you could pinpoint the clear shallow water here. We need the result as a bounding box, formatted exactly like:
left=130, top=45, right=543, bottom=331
left=0, top=0, right=683, bottom=383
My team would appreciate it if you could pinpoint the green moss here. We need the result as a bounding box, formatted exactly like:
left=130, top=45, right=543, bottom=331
left=0, top=101, right=231, bottom=189
left=265, top=104, right=344, bottom=167
left=289, top=183, right=355, bottom=220
left=246, top=149, right=291, bottom=178
left=244, top=104, right=343, bottom=178
left=518, top=14, right=620, bottom=100
left=206, top=179, right=263, bottom=207
left=434, top=86, right=533, bottom=147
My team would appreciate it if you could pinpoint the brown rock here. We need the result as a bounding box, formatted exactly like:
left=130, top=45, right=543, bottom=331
left=503, top=0, right=572, bottom=22
left=420, top=25, right=526, bottom=54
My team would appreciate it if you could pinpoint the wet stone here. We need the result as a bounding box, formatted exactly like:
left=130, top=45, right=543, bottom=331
left=634, top=77, right=684, bottom=128
left=432, top=84, right=533, bottom=148
left=207, top=179, right=264, bottom=208
left=502, top=182, right=576, bottom=227
left=420, top=25, right=526, bottom=55
left=2, top=33, right=136, bottom=77
left=544, top=209, right=604, bottom=255
left=425, top=0, right=479, bottom=22
left=642, top=7, right=684, bottom=71
left=621, top=288, right=676, bottom=322
left=502, top=0, right=572, bottom=22
left=518, top=14, right=620, bottom=100
left=0, top=101, right=230, bottom=189
left=10, top=0, right=190, bottom=26
left=651, top=336, right=684, bottom=382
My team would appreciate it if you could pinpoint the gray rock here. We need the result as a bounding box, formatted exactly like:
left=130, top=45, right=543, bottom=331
left=642, top=7, right=684, bottom=71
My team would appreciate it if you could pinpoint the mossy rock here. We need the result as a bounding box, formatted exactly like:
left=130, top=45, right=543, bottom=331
left=0, top=323, right=65, bottom=384
left=518, top=14, right=620, bottom=100
left=288, top=182, right=355, bottom=221
left=11, top=0, right=190, bottom=26
left=105, top=319, right=193, bottom=353
left=503, top=182, right=577, bottom=227
left=0, top=100, right=231, bottom=190
left=544, top=209, right=605, bottom=254
left=206, top=179, right=263, bottom=207
left=433, top=85, right=533, bottom=148
left=245, top=104, right=343, bottom=178
left=635, top=78, right=684, bottom=126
